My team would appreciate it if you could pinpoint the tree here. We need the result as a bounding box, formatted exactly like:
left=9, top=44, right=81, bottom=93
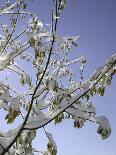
left=0, top=0, right=115, bottom=154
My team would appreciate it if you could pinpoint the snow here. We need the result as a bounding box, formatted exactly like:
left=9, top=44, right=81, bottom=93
left=0, top=125, right=21, bottom=138
left=25, top=111, right=50, bottom=129
left=81, top=81, right=91, bottom=91
left=33, top=100, right=51, bottom=110
left=66, top=107, right=88, bottom=120
left=73, top=101, right=96, bottom=114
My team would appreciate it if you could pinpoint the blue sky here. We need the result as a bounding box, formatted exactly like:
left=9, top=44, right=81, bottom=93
left=0, top=0, right=116, bottom=155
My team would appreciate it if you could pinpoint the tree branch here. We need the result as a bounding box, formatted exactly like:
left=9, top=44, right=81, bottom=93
left=24, top=64, right=114, bottom=130
left=1, top=0, right=59, bottom=154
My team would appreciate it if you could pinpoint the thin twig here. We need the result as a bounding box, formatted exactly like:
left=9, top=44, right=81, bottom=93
left=4, top=11, right=33, bottom=16
left=9, top=28, right=27, bottom=43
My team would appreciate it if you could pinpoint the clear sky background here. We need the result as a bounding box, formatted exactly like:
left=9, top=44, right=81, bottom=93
left=0, top=0, right=116, bottom=155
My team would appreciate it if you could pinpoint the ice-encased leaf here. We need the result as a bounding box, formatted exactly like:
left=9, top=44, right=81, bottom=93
left=46, top=78, right=58, bottom=91
left=59, top=0, right=66, bottom=11
left=74, top=118, right=85, bottom=128
left=93, top=116, right=111, bottom=139
left=46, top=131, right=57, bottom=151
left=97, top=85, right=105, bottom=96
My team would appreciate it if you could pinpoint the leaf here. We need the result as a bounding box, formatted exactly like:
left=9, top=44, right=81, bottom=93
left=94, top=116, right=111, bottom=140
left=105, top=74, right=112, bottom=86
left=46, top=78, right=58, bottom=91
left=47, top=143, right=57, bottom=155
left=5, top=108, right=20, bottom=124
left=23, top=3, right=27, bottom=9
left=97, top=85, right=105, bottom=96
left=38, top=50, right=45, bottom=64
left=65, top=113, right=70, bottom=119
left=54, top=113, right=64, bottom=124
left=59, top=0, right=66, bottom=11
left=46, top=131, right=57, bottom=155
left=19, top=74, right=32, bottom=86
left=74, top=119, right=84, bottom=128
left=90, top=86, right=96, bottom=96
